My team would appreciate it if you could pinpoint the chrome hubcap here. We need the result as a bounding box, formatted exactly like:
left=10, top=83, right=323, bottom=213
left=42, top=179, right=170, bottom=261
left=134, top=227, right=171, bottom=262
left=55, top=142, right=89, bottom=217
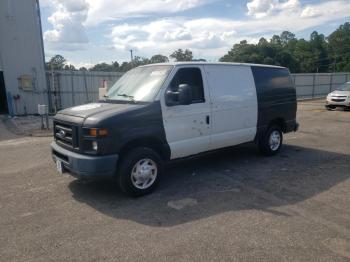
left=131, top=158, right=158, bottom=189
left=269, top=130, right=281, bottom=151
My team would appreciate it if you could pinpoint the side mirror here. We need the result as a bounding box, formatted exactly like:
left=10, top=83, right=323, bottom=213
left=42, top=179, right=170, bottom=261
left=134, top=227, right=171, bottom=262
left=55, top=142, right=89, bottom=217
left=165, top=84, right=193, bottom=106
left=165, top=90, right=178, bottom=106
left=178, top=84, right=192, bottom=105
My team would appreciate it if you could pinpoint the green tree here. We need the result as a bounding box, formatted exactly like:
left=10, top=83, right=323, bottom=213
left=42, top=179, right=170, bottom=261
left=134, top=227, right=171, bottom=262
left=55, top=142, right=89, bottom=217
left=150, top=54, right=169, bottom=64
left=309, top=31, right=329, bottom=72
left=64, top=64, right=76, bottom=71
left=218, top=26, right=347, bottom=73
left=328, top=22, right=350, bottom=71
left=280, top=31, right=296, bottom=47
left=132, top=56, right=150, bottom=66
left=170, top=49, right=193, bottom=61
left=90, top=61, right=120, bottom=72
left=270, top=35, right=282, bottom=46
left=293, top=39, right=314, bottom=72
left=118, top=61, right=134, bottom=72
left=192, top=58, right=207, bottom=62
left=46, top=54, right=66, bottom=70
left=111, top=61, right=120, bottom=71
left=220, top=40, right=262, bottom=63
left=90, top=63, right=114, bottom=71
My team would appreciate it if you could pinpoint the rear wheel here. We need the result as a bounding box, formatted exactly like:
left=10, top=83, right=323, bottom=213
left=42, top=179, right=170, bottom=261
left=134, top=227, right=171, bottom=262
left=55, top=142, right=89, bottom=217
left=258, top=125, right=283, bottom=156
left=117, top=147, right=163, bottom=197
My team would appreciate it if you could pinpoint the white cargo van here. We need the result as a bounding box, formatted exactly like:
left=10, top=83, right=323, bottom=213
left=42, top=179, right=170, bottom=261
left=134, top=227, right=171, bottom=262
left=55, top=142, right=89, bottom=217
left=51, top=62, right=298, bottom=196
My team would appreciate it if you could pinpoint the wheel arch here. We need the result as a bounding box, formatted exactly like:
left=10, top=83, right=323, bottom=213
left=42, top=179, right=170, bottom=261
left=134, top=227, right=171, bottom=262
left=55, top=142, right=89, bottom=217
left=119, top=136, right=170, bottom=161
left=268, top=117, right=287, bottom=133
left=255, top=117, right=286, bottom=143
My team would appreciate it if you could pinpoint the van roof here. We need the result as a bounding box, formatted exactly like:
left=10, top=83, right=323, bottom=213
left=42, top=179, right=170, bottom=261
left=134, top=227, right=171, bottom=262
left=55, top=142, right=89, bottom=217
left=142, top=62, right=286, bottom=69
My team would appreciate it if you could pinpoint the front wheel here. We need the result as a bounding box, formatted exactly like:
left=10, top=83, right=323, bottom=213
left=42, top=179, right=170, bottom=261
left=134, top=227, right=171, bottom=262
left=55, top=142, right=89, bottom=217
left=325, top=105, right=336, bottom=110
left=258, top=125, right=283, bottom=156
left=117, top=147, right=163, bottom=197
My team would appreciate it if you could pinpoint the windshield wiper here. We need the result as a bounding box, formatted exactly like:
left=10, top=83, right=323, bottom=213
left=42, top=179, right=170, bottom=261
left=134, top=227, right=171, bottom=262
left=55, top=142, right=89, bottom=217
left=116, top=93, right=136, bottom=103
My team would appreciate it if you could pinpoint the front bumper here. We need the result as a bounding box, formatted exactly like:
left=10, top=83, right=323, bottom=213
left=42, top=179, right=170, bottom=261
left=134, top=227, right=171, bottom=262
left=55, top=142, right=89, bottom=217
left=51, top=142, right=119, bottom=179
left=326, top=98, right=350, bottom=106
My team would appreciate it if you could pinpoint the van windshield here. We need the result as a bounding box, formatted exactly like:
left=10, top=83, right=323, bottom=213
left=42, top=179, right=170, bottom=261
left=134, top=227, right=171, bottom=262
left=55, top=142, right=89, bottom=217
left=105, top=65, right=173, bottom=102
left=339, top=82, right=350, bottom=91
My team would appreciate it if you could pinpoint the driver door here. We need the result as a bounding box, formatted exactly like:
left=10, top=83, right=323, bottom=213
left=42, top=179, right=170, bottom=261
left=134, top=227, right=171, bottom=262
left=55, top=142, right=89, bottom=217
left=160, top=65, right=211, bottom=159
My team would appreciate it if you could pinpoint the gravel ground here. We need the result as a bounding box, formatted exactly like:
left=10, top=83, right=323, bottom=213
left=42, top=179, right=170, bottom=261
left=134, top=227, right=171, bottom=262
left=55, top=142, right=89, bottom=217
left=0, top=99, right=349, bottom=261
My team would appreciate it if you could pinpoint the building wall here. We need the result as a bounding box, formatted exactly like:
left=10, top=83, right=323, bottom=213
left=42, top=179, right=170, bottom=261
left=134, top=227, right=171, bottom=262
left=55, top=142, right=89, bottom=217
left=0, top=0, right=47, bottom=115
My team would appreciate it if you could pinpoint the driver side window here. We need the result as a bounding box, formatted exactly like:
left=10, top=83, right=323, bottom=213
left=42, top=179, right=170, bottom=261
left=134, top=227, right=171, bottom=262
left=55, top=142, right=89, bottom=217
left=166, top=67, right=205, bottom=106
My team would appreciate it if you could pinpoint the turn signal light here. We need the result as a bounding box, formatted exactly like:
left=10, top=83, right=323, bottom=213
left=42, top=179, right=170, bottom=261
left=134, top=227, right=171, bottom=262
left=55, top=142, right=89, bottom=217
left=88, top=128, right=108, bottom=137
left=89, top=129, right=98, bottom=137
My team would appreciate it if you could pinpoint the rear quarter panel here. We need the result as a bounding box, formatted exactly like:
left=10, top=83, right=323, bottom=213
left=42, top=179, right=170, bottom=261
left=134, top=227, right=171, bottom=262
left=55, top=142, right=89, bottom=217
left=251, top=66, right=297, bottom=133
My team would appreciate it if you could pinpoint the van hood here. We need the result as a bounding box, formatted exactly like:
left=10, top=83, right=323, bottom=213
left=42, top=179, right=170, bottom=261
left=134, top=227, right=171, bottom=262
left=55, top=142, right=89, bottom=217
left=56, top=102, right=142, bottom=119
left=330, top=90, right=350, bottom=96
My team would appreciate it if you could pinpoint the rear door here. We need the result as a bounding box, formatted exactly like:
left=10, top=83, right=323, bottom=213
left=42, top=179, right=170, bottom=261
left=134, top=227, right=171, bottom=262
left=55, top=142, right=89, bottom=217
left=204, top=65, right=258, bottom=150
left=160, top=65, right=211, bottom=159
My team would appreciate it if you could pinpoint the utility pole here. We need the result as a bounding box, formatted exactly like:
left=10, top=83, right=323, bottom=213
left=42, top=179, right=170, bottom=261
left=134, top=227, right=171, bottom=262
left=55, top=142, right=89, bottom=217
left=130, top=50, right=134, bottom=62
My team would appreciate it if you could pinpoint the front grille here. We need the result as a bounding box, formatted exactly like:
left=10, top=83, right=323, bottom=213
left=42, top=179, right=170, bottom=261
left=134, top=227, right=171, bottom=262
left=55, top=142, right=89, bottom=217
left=331, top=98, right=346, bottom=102
left=54, top=121, right=79, bottom=149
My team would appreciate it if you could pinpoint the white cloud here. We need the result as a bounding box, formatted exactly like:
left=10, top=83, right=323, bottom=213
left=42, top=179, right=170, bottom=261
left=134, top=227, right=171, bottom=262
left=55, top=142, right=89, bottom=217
left=247, top=0, right=300, bottom=18
left=43, top=0, right=350, bottom=61
left=67, top=60, right=94, bottom=69
left=44, top=0, right=89, bottom=44
left=247, top=0, right=276, bottom=18
left=301, top=6, right=322, bottom=18
left=109, top=18, right=261, bottom=58
left=107, top=0, right=350, bottom=59
left=85, top=0, right=212, bottom=26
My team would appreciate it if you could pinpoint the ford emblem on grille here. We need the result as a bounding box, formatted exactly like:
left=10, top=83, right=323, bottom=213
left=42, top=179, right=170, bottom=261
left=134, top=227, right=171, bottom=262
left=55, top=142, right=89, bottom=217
left=57, top=130, right=66, bottom=138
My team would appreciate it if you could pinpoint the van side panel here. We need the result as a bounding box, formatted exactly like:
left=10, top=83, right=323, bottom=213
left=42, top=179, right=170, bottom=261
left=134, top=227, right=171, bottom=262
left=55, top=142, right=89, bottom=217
left=204, top=65, right=258, bottom=150
left=251, top=66, right=297, bottom=135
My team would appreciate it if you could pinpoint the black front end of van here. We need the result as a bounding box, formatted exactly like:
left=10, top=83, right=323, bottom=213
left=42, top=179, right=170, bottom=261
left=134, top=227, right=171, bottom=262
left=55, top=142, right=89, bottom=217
left=51, top=101, right=169, bottom=180
left=51, top=116, right=119, bottom=179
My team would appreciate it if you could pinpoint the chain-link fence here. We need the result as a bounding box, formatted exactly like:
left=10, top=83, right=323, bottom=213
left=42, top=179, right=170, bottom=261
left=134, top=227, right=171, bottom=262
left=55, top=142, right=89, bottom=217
left=291, top=72, right=350, bottom=100
left=46, top=70, right=123, bottom=113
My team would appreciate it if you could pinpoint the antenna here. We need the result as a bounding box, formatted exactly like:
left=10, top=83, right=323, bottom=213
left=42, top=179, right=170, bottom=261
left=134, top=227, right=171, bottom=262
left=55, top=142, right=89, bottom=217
left=130, top=50, right=134, bottom=62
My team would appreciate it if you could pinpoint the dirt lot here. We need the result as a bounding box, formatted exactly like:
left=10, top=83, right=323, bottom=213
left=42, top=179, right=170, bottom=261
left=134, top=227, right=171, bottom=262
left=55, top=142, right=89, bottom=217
left=0, top=100, right=349, bottom=261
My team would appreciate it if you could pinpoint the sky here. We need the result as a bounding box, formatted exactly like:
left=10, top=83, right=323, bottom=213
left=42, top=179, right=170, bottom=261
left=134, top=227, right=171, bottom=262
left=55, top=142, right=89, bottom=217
left=40, top=0, right=350, bottom=68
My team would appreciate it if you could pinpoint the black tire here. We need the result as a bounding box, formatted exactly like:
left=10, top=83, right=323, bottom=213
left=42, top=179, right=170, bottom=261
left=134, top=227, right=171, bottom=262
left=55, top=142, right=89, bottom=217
left=258, top=125, right=283, bottom=156
left=325, top=105, right=336, bottom=110
left=117, top=147, right=163, bottom=197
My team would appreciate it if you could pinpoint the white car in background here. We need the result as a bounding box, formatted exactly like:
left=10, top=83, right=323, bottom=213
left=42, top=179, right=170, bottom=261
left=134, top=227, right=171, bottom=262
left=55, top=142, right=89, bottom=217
left=325, top=82, right=350, bottom=110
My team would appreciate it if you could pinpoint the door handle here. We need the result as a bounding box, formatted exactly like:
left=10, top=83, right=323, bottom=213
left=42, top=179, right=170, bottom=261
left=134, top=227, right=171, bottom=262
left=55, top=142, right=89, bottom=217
left=206, top=115, right=210, bottom=125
